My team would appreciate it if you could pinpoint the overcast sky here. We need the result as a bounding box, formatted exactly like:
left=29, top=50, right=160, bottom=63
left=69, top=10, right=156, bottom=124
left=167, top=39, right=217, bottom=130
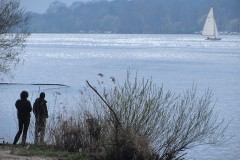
left=20, top=0, right=89, bottom=13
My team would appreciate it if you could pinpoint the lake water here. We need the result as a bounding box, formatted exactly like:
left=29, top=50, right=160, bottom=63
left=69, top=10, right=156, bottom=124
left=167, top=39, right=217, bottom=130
left=0, top=34, right=239, bottom=159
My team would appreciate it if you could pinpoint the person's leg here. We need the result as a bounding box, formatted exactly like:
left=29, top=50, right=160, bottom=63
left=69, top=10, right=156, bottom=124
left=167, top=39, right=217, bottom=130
left=40, top=119, right=46, bottom=143
left=22, top=119, right=30, bottom=145
left=13, top=119, right=23, bottom=144
left=34, top=118, right=40, bottom=144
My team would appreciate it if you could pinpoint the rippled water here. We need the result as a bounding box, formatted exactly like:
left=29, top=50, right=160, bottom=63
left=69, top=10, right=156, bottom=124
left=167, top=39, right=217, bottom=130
left=0, top=34, right=239, bottom=159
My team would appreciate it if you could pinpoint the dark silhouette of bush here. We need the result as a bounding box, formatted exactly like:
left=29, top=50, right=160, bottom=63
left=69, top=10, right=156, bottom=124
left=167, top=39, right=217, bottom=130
left=47, top=70, right=227, bottom=160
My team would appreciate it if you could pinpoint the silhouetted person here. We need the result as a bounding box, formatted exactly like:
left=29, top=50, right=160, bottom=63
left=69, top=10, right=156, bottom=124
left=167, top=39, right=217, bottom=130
left=13, top=90, right=32, bottom=145
left=33, top=92, right=48, bottom=144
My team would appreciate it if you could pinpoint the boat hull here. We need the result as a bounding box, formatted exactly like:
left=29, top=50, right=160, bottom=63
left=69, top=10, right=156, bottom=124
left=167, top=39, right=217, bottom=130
left=205, top=37, right=221, bottom=40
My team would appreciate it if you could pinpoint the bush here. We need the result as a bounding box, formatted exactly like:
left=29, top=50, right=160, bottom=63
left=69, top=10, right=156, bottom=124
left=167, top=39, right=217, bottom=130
left=47, top=70, right=227, bottom=160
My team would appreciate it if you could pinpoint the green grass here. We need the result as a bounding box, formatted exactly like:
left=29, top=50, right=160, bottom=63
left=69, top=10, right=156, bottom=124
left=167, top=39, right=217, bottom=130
left=10, top=144, right=87, bottom=160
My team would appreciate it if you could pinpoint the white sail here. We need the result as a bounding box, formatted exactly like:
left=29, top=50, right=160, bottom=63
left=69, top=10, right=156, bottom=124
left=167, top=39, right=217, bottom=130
left=214, top=20, right=219, bottom=37
left=202, top=7, right=221, bottom=40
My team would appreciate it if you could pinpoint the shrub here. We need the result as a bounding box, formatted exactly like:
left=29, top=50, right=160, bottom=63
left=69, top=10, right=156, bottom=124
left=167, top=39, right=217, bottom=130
left=47, top=70, right=227, bottom=160
left=85, top=71, right=227, bottom=159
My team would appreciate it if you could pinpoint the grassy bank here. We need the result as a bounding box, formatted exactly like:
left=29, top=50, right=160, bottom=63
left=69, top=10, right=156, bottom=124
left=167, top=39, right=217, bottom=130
left=7, top=144, right=87, bottom=160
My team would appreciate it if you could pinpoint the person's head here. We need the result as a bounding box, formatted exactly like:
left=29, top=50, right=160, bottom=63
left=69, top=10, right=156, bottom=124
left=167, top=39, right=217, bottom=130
left=40, top=92, right=45, bottom=99
left=20, top=90, right=29, bottom=99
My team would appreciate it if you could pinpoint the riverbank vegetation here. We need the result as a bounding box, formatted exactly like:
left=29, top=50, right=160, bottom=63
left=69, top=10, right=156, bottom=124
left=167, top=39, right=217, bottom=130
left=39, top=71, right=227, bottom=160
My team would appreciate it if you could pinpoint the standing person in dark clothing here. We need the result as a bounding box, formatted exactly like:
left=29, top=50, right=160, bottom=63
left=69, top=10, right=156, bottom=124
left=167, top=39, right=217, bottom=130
left=13, top=90, right=32, bottom=145
left=33, top=92, right=48, bottom=144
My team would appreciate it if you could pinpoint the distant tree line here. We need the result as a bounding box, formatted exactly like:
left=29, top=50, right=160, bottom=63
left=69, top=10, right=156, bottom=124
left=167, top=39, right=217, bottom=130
left=28, top=0, right=240, bottom=34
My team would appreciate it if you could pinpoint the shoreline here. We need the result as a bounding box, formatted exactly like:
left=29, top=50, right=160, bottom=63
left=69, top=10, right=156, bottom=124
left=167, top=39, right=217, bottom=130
left=0, top=145, right=54, bottom=160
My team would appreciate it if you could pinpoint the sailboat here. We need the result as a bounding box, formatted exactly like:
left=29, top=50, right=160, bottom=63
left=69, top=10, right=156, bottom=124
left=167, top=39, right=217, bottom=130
left=202, top=7, right=221, bottom=40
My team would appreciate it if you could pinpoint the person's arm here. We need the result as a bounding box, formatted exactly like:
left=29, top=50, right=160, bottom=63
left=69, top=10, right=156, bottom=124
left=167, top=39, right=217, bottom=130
left=45, top=101, right=48, bottom=118
left=33, top=99, right=37, bottom=114
left=28, top=100, right=32, bottom=112
left=15, top=100, right=19, bottom=110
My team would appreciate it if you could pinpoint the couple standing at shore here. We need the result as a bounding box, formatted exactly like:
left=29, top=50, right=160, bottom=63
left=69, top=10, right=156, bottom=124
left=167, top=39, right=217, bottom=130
left=13, top=91, right=48, bottom=145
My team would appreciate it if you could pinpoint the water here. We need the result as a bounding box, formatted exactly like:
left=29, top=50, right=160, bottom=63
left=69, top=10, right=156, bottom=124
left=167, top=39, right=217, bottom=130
left=0, top=34, right=239, bottom=159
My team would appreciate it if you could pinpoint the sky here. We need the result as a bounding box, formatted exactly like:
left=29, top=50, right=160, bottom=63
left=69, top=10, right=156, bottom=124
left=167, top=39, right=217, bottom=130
left=20, top=0, right=90, bottom=13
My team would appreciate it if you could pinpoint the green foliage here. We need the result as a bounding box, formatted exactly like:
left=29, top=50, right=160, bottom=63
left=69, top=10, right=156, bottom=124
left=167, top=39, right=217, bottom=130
left=28, top=0, right=240, bottom=33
